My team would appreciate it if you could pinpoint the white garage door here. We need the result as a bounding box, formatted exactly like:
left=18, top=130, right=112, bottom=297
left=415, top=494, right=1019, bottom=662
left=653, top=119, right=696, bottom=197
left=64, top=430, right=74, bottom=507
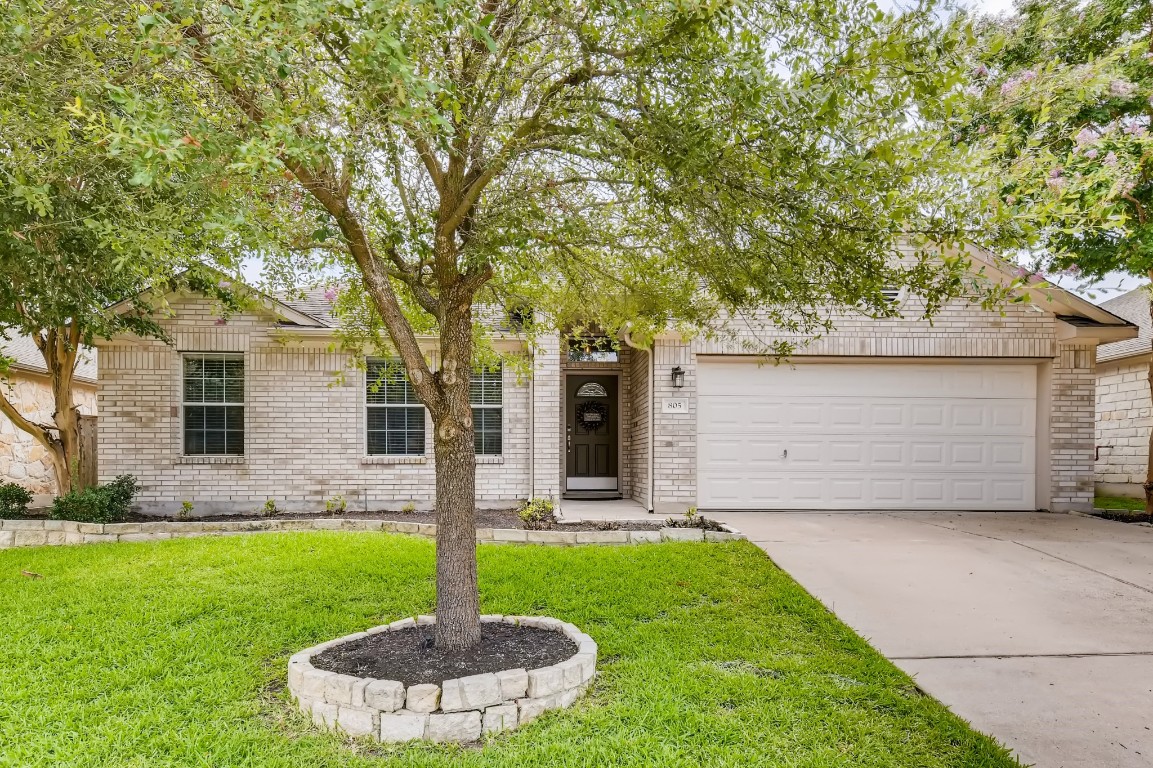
left=696, top=360, right=1037, bottom=510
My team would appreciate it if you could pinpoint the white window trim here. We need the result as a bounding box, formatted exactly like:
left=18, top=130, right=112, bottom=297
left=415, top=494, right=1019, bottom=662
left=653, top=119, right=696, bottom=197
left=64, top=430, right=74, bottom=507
left=364, top=358, right=429, bottom=458
left=180, top=352, right=246, bottom=458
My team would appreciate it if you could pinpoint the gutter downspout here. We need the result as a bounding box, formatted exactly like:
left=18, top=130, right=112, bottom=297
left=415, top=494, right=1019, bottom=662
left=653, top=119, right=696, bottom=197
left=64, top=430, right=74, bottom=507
left=621, top=325, right=655, bottom=514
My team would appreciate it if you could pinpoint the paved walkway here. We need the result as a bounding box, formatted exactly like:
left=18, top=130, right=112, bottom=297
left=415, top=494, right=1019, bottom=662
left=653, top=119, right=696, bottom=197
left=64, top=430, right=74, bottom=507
left=708, top=511, right=1153, bottom=768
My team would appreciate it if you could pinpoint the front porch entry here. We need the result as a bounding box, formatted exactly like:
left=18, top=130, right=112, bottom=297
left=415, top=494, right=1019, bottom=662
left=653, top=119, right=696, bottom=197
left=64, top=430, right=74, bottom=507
left=564, top=374, right=620, bottom=499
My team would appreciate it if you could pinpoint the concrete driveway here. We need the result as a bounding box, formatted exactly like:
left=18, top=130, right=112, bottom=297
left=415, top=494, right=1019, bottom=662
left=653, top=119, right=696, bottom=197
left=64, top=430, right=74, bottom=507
left=709, top=511, right=1153, bottom=768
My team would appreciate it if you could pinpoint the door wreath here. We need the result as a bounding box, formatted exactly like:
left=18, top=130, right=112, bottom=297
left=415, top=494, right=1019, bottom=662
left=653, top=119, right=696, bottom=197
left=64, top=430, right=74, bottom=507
left=575, top=401, right=609, bottom=432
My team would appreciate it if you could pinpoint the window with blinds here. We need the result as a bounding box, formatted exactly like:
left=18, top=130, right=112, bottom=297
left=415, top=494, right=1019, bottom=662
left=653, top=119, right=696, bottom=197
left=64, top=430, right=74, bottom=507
left=471, top=364, right=503, bottom=455
left=366, top=359, right=426, bottom=456
left=183, top=354, right=244, bottom=456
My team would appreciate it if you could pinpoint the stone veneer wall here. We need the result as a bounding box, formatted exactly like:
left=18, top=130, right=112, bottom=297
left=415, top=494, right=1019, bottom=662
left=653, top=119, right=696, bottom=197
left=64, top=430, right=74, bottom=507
left=0, top=516, right=746, bottom=550
left=98, top=296, right=530, bottom=515
left=0, top=371, right=96, bottom=496
left=1095, top=357, right=1151, bottom=498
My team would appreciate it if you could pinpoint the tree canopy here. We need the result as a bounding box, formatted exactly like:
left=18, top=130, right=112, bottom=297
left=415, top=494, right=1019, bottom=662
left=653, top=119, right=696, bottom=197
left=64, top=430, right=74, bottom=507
left=967, top=0, right=1152, bottom=278
left=0, top=3, right=254, bottom=491
left=24, top=0, right=1005, bottom=648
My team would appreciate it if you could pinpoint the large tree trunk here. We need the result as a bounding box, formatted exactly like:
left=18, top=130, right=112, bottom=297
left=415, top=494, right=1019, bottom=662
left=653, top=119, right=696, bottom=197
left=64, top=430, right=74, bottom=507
left=432, top=297, right=481, bottom=651
left=0, top=325, right=82, bottom=496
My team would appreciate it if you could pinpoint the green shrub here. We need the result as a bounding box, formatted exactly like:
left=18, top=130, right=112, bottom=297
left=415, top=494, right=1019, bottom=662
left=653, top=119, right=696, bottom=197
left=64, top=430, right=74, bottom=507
left=0, top=482, right=33, bottom=519
left=518, top=497, right=557, bottom=530
left=49, top=475, right=140, bottom=524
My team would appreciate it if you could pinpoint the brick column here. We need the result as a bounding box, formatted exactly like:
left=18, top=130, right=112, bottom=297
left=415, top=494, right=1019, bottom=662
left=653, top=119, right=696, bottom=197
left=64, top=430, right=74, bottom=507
left=651, top=338, right=696, bottom=514
left=531, top=334, right=562, bottom=500
left=1050, top=341, right=1096, bottom=512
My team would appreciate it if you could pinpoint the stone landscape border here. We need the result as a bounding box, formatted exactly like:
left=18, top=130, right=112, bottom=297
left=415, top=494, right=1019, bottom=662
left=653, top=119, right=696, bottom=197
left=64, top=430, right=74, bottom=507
left=0, top=517, right=745, bottom=550
left=288, top=615, right=597, bottom=743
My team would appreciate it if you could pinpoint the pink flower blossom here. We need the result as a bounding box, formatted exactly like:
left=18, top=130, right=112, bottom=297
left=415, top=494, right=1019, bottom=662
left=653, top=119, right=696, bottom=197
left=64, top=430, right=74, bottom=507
left=214, top=318, right=227, bottom=326
left=1074, top=127, right=1098, bottom=148
left=978, top=124, right=988, bottom=134
left=1049, top=166, right=1064, bottom=178
left=1103, top=151, right=1119, bottom=167
left=1110, top=80, right=1136, bottom=98
left=1084, top=148, right=1099, bottom=160
left=1047, top=175, right=1067, bottom=192
left=1005, top=194, right=1017, bottom=205
left=1125, top=122, right=1148, bottom=137
left=323, top=287, right=338, bottom=302
left=973, top=64, right=989, bottom=78
left=1020, top=70, right=1036, bottom=83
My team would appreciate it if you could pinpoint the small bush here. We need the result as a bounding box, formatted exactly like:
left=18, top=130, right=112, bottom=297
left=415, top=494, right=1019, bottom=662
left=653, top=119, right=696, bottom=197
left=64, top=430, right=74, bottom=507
left=594, top=519, right=621, bottom=531
left=519, top=497, right=557, bottom=530
left=0, top=482, right=33, bottom=519
left=401, top=501, right=416, bottom=514
left=260, top=499, right=279, bottom=517
left=664, top=507, right=725, bottom=531
left=102, top=475, right=141, bottom=519
left=325, top=495, right=348, bottom=514
left=49, top=475, right=140, bottom=524
left=178, top=501, right=194, bottom=521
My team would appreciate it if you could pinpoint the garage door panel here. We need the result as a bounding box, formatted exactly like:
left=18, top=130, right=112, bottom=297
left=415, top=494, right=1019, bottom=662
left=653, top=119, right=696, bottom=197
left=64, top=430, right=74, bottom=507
left=697, top=361, right=1037, bottom=400
left=700, top=434, right=1035, bottom=473
left=699, top=399, right=1035, bottom=436
left=696, top=360, right=1038, bottom=511
left=696, top=472, right=1034, bottom=510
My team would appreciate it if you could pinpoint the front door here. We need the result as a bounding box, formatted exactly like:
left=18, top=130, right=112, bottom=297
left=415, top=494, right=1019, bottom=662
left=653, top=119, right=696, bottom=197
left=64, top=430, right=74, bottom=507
left=566, top=375, right=618, bottom=491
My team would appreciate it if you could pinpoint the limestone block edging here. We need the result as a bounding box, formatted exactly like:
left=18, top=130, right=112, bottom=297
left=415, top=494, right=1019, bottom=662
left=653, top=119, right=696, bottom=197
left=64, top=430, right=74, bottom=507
left=288, top=615, right=597, bottom=743
left=0, top=518, right=745, bottom=551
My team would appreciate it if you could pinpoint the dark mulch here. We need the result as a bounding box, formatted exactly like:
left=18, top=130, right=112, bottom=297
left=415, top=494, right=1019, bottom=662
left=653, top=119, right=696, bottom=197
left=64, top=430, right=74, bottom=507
left=312, top=623, right=578, bottom=686
left=1090, top=509, right=1153, bottom=525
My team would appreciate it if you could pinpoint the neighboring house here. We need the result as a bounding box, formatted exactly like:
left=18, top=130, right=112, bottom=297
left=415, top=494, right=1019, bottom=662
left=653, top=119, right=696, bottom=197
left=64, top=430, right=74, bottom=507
left=1093, top=286, right=1151, bottom=498
left=94, top=250, right=1135, bottom=516
left=0, top=335, right=97, bottom=497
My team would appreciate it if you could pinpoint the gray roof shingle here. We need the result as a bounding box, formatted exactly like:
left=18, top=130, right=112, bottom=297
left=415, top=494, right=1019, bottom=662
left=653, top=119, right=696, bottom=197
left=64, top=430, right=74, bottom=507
left=1097, top=286, right=1151, bottom=363
left=0, top=333, right=97, bottom=383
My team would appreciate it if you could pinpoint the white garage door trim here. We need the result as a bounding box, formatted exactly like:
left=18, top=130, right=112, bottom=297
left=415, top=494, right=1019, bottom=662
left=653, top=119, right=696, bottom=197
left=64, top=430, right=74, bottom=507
left=696, top=360, right=1038, bottom=511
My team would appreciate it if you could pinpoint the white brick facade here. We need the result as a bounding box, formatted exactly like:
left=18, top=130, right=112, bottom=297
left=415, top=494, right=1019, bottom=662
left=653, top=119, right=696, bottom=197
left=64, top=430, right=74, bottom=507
left=97, top=287, right=1113, bottom=515
left=1094, top=358, right=1150, bottom=496
left=98, top=297, right=529, bottom=515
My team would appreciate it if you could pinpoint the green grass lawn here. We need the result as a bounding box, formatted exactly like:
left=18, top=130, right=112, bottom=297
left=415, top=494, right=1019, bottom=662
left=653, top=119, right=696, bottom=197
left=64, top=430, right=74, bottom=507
left=0, top=533, right=1017, bottom=767
left=1095, top=494, right=1146, bottom=512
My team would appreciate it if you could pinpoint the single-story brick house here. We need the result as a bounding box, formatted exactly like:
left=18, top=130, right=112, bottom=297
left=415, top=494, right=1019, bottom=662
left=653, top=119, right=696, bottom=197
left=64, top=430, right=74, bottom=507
left=1093, top=286, right=1151, bottom=498
left=95, top=250, right=1136, bottom=516
left=0, top=335, right=97, bottom=500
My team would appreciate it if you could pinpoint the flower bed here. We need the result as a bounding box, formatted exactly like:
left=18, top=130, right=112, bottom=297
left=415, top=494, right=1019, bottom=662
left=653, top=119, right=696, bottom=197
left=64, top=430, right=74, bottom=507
left=288, top=615, right=597, bottom=743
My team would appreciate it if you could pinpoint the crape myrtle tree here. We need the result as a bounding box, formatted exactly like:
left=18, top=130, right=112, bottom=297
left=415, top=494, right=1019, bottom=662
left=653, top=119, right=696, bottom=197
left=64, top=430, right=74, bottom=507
left=0, top=4, right=254, bottom=493
left=966, top=0, right=1153, bottom=510
left=97, top=0, right=998, bottom=649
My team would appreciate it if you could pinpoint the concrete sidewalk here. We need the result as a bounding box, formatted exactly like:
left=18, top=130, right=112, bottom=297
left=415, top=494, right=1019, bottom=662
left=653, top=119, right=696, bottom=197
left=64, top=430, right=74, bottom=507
left=709, top=511, right=1153, bottom=768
